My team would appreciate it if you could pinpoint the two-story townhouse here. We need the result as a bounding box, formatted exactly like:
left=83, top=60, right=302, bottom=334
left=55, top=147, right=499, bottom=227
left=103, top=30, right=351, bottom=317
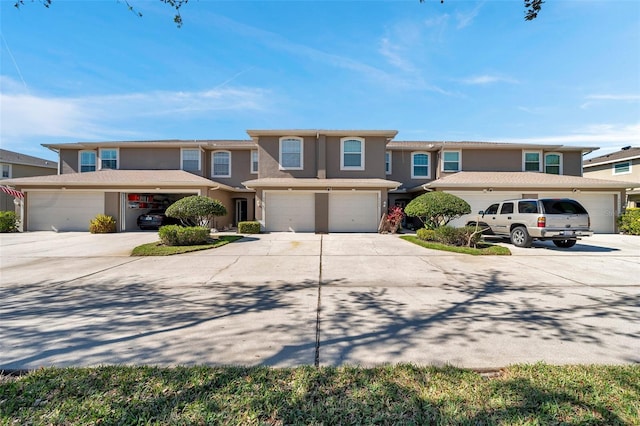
left=583, top=146, right=640, bottom=207
left=0, top=149, right=57, bottom=211
left=2, top=129, right=634, bottom=233
left=242, top=130, right=401, bottom=233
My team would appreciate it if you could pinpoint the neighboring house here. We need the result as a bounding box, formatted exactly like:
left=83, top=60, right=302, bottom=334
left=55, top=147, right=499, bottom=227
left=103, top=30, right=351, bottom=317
left=583, top=146, right=640, bottom=208
left=0, top=149, right=57, bottom=211
left=2, top=130, right=633, bottom=233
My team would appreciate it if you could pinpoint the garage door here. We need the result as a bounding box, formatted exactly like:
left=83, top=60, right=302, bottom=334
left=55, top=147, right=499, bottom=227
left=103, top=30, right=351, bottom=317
left=28, top=191, right=104, bottom=231
left=265, top=191, right=315, bottom=232
left=329, top=191, right=379, bottom=232
left=539, top=192, right=616, bottom=233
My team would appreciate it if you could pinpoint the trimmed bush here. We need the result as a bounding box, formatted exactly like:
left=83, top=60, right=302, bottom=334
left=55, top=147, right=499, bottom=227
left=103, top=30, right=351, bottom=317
left=159, top=225, right=210, bottom=246
left=237, top=221, right=260, bottom=234
left=618, top=208, right=640, bottom=235
left=0, top=211, right=19, bottom=233
left=416, top=228, right=436, bottom=241
left=404, top=192, right=471, bottom=230
left=165, top=196, right=227, bottom=227
left=89, top=214, right=116, bottom=234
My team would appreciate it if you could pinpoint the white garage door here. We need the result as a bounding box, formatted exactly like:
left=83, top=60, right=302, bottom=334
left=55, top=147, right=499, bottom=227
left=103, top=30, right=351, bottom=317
left=265, top=191, right=315, bottom=232
left=28, top=191, right=105, bottom=232
left=329, top=191, right=379, bottom=232
left=539, top=192, right=616, bottom=233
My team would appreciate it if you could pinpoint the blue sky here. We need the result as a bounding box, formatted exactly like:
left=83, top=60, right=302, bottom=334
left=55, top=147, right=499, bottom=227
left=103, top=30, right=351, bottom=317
left=1, top=0, right=638, bottom=162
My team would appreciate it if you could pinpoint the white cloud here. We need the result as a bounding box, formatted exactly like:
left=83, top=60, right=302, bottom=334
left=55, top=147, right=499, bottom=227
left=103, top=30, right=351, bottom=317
left=461, top=74, right=519, bottom=85
left=0, top=77, right=271, bottom=143
left=498, top=123, right=640, bottom=152
left=585, top=94, right=640, bottom=101
left=455, top=2, right=484, bottom=29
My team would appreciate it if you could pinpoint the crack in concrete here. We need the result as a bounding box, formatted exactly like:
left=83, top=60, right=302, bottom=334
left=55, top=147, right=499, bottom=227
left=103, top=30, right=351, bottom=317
left=315, top=234, right=323, bottom=368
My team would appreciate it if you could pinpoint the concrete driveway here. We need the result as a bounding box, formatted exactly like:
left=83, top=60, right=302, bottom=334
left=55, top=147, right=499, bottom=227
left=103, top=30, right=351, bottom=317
left=1, top=231, right=638, bottom=370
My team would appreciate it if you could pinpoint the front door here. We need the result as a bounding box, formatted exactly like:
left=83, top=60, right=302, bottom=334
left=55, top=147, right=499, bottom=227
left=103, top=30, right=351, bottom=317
left=235, top=198, right=247, bottom=226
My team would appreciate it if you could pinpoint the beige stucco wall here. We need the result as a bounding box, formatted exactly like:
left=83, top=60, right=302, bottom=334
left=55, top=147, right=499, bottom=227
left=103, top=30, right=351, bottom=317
left=325, top=136, right=387, bottom=179
left=459, top=149, right=523, bottom=173
left=206, top=149, right=255, bottom=188
left=257, top=136, right=317, bottom=178
left=583, top=159, right=640, bottom=183
left=387, top=150, right=436, bottom=188
left=120, top=148, right=182, bottom=171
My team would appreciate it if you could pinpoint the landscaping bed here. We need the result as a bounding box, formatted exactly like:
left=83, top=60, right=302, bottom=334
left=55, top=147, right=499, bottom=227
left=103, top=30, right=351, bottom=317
left=401, top=235, right=511, bottom=255
left=131, top=235, right=243, bottom=256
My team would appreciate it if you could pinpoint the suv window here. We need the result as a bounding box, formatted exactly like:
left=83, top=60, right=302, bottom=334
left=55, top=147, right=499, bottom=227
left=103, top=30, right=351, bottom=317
left=485, top=204, right=499, bottom=215
left=518, top=200, right=539, bottom=214
left=500, top=202, right=514, bottom=214
left=542, top=199, right=587, bottom=214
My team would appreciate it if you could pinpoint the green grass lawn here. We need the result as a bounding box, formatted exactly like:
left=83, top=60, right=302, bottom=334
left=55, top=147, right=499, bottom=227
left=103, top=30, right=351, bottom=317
left=131, top=235, right=243, bottom=256
left=1, top=364, right=637, bottom=425
left=401, top=235, right=512, bottom=255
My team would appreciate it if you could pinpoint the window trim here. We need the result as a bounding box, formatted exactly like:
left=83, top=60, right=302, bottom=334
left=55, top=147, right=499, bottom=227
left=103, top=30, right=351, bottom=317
left=1, top=163, right=11, bottom=179
left=411, top=152, right=431, bottom=179
left=544, top=152, right=563, bottom=175
left=98, top=148, right=119, bottom=170
left=250, top=150, right=259, bottom=174
left=385, top=151, right=392, bottom=175
left=181, top=148, right=201, bottom=172
left=78, top=150, right=97, bottom=173
left=613, top=161, right=632, bottom=175
left=441, top=150, right=461, bottom=172
left=522, top=150, right=542, bottom=172
left=279, top=136, right=304, bottom=170
left=211, top=150, right=232, bottom=178
left=340, top=137, right=365, bottom=171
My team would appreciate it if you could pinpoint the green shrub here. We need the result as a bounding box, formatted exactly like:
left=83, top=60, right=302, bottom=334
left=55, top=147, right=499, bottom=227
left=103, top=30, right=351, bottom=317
left=159, top=225, right=210, bottom=246
left=89, top=214, right=116, bottom=234
left=237, top=221, right=260, bottom=234
left=416, top=228, right=436, bottom=241
left=618, top=208, right=640, bottom=235
left=0, top=211, right=19, bottom=233
left=432, top=226, right=482, bottom=247
left=165, top=196, right=227, bottom=227
left=404, top=192, right=471, bottom=229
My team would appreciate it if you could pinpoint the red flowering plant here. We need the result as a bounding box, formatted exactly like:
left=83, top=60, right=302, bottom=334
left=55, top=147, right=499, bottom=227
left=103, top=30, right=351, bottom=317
left=379, top=205, right=405, bottom=233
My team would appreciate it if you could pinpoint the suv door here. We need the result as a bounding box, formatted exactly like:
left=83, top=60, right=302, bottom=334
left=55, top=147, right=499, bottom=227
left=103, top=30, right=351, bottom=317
left=493, top=202, right=515, bottom=235
left=480, top=203, right=500, bottom=232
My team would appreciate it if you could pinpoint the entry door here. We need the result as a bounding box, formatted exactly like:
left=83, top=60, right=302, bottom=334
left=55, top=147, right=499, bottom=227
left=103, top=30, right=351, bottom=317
left=235, top=198, right=247, bottom=225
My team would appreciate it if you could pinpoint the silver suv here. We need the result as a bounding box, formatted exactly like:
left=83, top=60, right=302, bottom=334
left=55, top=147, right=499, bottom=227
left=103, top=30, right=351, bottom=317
left=468, top=198, right=593, bottom=248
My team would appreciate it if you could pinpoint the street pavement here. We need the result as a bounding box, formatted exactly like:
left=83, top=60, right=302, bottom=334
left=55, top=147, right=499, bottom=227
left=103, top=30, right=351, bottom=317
left=1, top=231, right=638, bottom=370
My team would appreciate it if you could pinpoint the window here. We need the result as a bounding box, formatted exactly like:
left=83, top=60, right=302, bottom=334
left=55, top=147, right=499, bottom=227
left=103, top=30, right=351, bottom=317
left=518, top=200, right=539, bottom=214
left=544, top=153, right=562, bottom=174
left=442, top=150, right=461, bottom=172
left=279, top=137, right=303, bottom=170
left=212, top=151, right=231, bottom=177
left=1, top=164, right=11, bottom=179
left=79, top=151, right=96, bottom=172
left=613, top=161, right=631, bottom=175
left=411, top=152, right=430, bottom=178
left=484, top=204, right=499, bottom=215
left=181, top=148, right=200, bottom=171
left=523, top=151, right=541, bottom=172
left=99, top=148, right=118, bottom=170
left=251, top=150, right=259, bottom=174
left=500, top=202, right=514, bottom=214
left=542, top=199, right=587, bottom=215
left=341, top=137, right=365, bottom=170
left=385, top=151, right=392, bottom=175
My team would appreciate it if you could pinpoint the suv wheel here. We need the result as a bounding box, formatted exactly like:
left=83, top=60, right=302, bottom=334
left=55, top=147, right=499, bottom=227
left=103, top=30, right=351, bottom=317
left=553, top=239, right=577, bottom=248
left=510, top=226, right=533, bottom=248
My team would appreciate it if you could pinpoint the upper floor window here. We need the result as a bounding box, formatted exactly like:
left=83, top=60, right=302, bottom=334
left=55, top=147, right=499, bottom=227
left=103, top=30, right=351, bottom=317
left=212, top=151, right=231, bottom=177
left=385, top=151, right=392, bottom=175
left=99, top=148, right=118, bottom=170
left=279, top=137, right=303, bottom=170
left=79, top=151, right=96, bottom=173
left=544, top=153, right=562, bottom=175
left=1, top=164, right=11, bottom=179
left=523, top=151, right=541, bottom=172
left=181, top=148, right=201, bottom=172
left=442, top=150, right=461, bottom=172
left=251, top=150, right=259, bottom=174
left=341, top=137, right=365, bottom=170
left=411, top=152, right=430, bottom=178
left=613, top=161, right=631, bottom=175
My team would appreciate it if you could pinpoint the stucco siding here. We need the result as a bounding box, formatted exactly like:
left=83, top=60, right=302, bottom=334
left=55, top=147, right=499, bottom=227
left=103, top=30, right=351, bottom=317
left=257, top=136, right=317, bottom=178
left=325, top=136, right=387, bottom=179
left=120, top=148, right=181, bottom=171
left=460, top=149, right=522, bottom=172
